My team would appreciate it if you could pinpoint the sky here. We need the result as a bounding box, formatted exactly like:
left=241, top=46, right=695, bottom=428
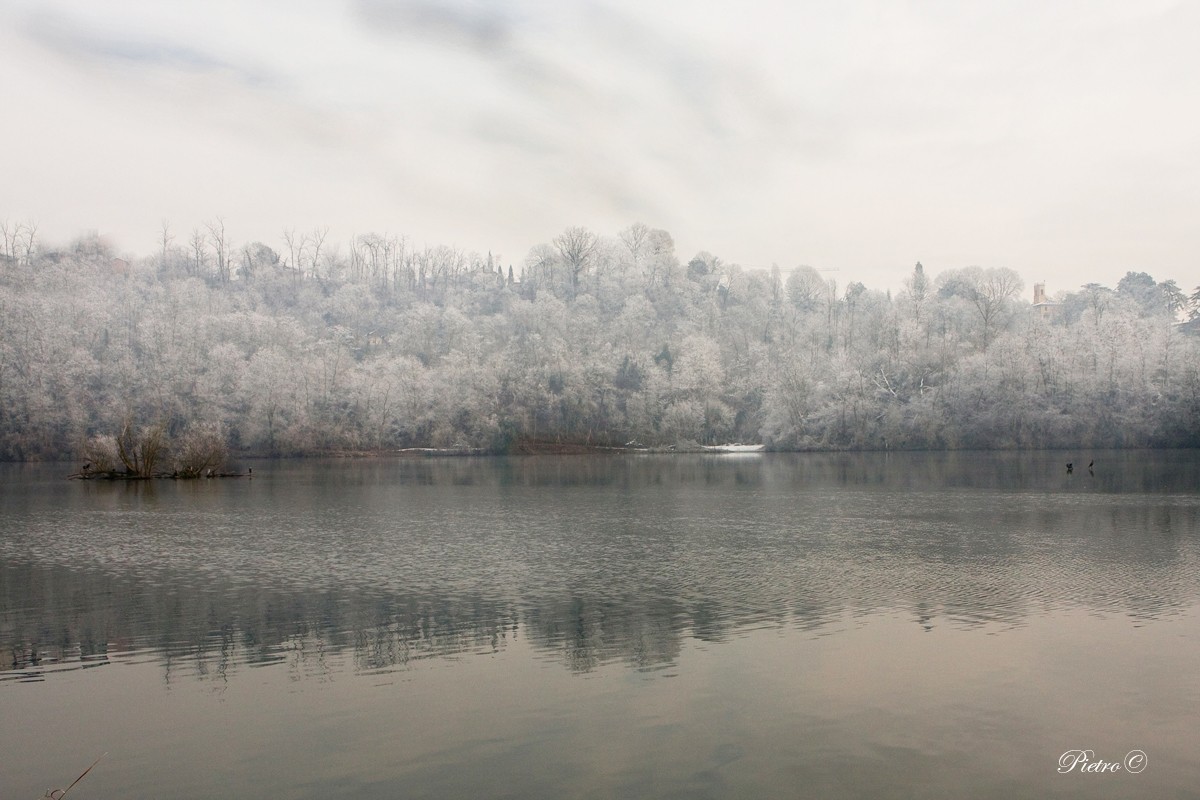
left=1, top=0, right=1198, bottom=295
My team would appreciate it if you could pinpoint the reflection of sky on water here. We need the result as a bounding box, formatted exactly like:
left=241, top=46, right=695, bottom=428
left=3, top=453, right=1200, bottom=799
left=3, top=452, right=1197, bottom=683
left=4, top=607, right=1199, bottom=800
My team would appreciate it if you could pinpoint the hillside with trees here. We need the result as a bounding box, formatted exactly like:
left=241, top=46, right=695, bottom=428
left=1, top=221, right=1198, bottom=460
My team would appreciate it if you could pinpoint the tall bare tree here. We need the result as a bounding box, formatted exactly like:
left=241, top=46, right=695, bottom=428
left=15, top=220, right=38, bottom=264
left=189, top=227, right=208, bottom=276
left=553, top=226, right=597, bottom=298
left=159, top=219, right=174, bottom=270
left=967, top=268, right=1022, bottom=350
left=619, top=222, right=650, bottom=266
left=283, top=227, right=307, bottom=286
left=310, top=226, right=329, bottom=281
left=206, top=217, right=229, bottom=283
left=0, top=218, right=14, bottom=261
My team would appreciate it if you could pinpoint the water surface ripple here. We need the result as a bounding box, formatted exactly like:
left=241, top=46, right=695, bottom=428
left=2, top=451, right=1198, bottom=799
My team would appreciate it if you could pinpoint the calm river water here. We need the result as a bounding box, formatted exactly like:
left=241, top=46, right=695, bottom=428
left=2, top=451, right=1199, bottom=799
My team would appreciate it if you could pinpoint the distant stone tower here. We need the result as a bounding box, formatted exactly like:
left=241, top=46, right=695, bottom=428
left=1032, top=282, right=1060, bottom=318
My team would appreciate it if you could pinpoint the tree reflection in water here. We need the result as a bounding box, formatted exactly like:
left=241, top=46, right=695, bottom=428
left=2, top=451, right=1198, bottom=685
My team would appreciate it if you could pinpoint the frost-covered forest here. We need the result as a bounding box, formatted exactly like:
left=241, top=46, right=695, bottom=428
left=2, top=220, right=1198, bottom=460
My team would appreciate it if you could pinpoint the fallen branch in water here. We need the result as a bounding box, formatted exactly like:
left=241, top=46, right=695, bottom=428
left=40, top=753, right=105, bottom=800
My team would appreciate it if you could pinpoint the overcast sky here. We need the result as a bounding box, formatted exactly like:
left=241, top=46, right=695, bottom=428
left=2, top=0, right=1198, bottom=294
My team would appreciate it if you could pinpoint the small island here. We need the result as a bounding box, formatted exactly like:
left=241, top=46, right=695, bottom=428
left=68, top=420, right=248, bottom=480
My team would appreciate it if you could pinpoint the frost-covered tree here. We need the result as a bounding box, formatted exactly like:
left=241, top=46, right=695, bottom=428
left=0, top=219, right=1196, bottom=459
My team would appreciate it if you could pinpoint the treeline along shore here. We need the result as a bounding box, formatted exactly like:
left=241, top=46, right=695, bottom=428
left=2, top=221, right=1198, bottom=461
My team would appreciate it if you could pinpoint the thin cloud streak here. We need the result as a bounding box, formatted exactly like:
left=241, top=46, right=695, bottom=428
left=18, top=7, right=279, bottom=90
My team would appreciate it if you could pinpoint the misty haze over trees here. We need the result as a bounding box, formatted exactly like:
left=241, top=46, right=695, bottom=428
left=2, top=219, right=1198, bottom=461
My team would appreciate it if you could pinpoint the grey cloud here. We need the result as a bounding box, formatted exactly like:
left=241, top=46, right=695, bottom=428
left=11, top=7, right=394, bottom=163
left=354, top=0, right=609, bottom=129
left=354, top=0, right=828, bottom=224
left=352, top=0, right=797, bottom=131
left=20, top=9, right=276, bottom=89
left=579, top=5, right=788, bottom=140
left=353, top=0, right=819, bottom=177
left=354, top=0, right=517, bottom=51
